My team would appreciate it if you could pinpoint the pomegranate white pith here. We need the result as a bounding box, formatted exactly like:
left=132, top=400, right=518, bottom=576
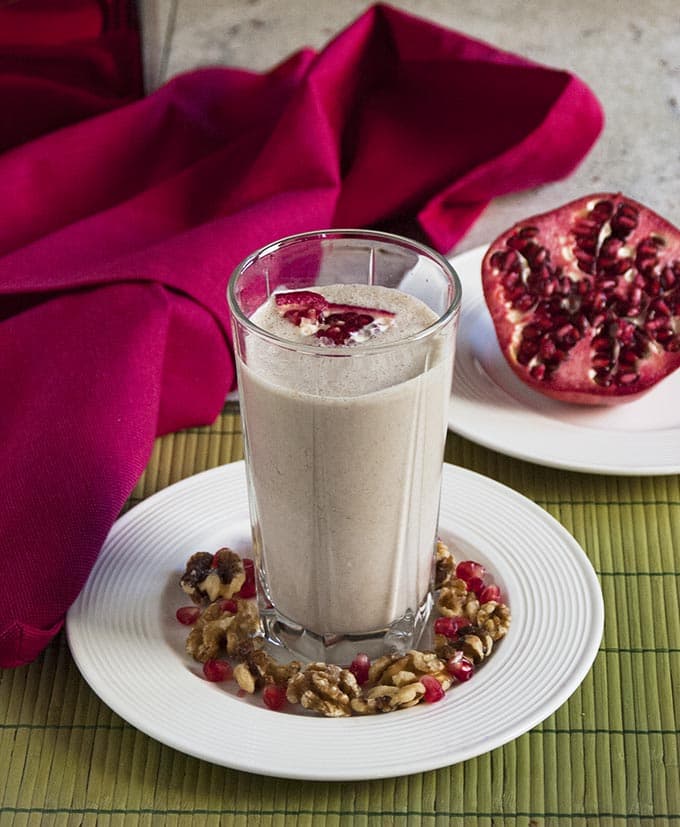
left=482, top=193, right=680, bottom=405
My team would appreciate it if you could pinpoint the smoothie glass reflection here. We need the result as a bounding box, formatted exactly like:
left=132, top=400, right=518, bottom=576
left=228, top=230, right=461, bottom=663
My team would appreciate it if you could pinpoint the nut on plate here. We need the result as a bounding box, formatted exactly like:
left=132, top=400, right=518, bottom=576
left=286, top=663, right=361, bottom=717
left=178, top=546, right=512, bottom=717
left=477, top=600, right=512, bottom=641
left=232, top=641, right=301, bottom=693
left=186, top=598, right=261, bottom=662
left=434, top=540, right=456, bottom=589
left=224, top=600, right=261, bottom=655
left=351, top=650, right=452, bottom=715
left=351, top=681, right=426, bottom=714
left=437, top=579, right=479, bottom=619
left=458, top=629, right=494, bottom=663
left=180, top=548, right=245, bottom=604
left=435, top=626, right=495, bottom=664
left=369, top=650, right=452, bottom=689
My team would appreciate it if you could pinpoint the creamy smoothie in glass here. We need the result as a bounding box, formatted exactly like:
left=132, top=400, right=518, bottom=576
left=228, top=231, right=461, bottom=663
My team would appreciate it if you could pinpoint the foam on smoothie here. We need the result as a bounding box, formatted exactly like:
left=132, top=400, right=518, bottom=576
left=247, top=284, right=442, bottom=397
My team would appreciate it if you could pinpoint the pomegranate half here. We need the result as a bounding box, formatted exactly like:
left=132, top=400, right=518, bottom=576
left=481, top=193, right=680, bottom=405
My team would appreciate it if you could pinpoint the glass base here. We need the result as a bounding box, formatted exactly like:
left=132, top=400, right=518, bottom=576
left=258, top=593, right=434, bottom=665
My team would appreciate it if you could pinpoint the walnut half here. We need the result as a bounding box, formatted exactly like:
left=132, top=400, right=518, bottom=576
left=434, top=540, right=456, bottom=590
left=232, top=641, right=301, bottom=693
left=351, top=680, right=426, bottom=714
left=477, top=601, right=512, bottom=641
left=180, top=548, right=245, bottom=604
left=286, top=663, right=361, bottom=717
left=437, top=579, right=479, bottom=619
left=435, top=625, right=494, bottom=665
left=185, top=598, right=261, bottom=662
left=350, top=650, right=452, bottom=715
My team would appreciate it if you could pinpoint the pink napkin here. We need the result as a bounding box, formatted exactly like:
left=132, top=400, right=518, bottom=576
left=0, top=0, right=142, bottom=154
left=0, top=3, right=603, bottom=667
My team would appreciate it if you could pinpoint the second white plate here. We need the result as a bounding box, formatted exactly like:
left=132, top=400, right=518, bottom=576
left=67, top=461, right=603, bottom=781
left=448, top=245, right=680, bottom=475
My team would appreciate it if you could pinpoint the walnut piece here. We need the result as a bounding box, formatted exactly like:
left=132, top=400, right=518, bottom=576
left=185, top=598, right=260, bottom=663
left=434, top=540, right=456, bottom=589
left=180, top=548, right=245, bottom=604
left=351, top=680, right=426, bottom=714
left=435, top=626, right=495, bottom=664
left=286, top=663, right=361, bottom=717
left=224, top=599, right=261, bottom=655
left=185, top=601, right=233, bottom=662
left=477, top=601, right=512, bottom=641
left=458, top=629, right=494, bottom=663
left=369, top=650, right=452, bottom=691
left=350, top=650, right=452, bottom=714
left=233, top=640, right=301, bottom=691
left=233, top=661, right=259, bottom=693
left=437, top=578, right=479, bottom=619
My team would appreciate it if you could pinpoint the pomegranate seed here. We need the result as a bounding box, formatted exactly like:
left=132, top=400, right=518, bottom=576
left=530, top=363, right=546, bottom=381
left=519, top=225, right=539, bottom=239
left=617, top=371, right=639, bottom=385
left=349, top=653, right=371, bottom=685
left=434, top=616, right=466, bottom=639
left=455, top=560, right=486, bottom=584
left=420, top=675, right=446, bottom=703
left=219, top=598, right=238, bottom=614
left=591, top=335, right=611, bottom=352
left=479, top=584, right=501, bottom=603
left=176, top=606, right=201, bottom=625
left=263, top=684, right=287, bottom=711
left=235, top=558, right=256, bottom=598
left=203, top=659, right=233, bottom=682
left=446, top=653, right=474, bottom=682
left=661, top=267, right=676, bottom=289
left=466, top=576, right=485, bottom=596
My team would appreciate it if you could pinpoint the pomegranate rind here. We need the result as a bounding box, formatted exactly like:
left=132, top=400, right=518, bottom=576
left=481, top=193, right=680, bottom=405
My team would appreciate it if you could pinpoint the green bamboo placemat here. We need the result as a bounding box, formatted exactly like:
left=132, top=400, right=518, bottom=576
left=1, top=406, right=679, bottom=826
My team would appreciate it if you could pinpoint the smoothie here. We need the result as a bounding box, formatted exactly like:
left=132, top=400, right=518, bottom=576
left=237, top=284, right=454, bottom=637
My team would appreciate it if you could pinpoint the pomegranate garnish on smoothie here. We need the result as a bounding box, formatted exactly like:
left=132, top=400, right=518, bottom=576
left=274, top=289, right=396, bottom=344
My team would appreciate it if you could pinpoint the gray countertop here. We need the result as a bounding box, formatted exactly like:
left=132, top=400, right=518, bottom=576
left=140, top=0, right=680, bottom=253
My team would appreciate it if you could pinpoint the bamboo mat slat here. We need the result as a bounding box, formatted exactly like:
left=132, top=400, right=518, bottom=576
left=1, top=407, right=679, bottom=825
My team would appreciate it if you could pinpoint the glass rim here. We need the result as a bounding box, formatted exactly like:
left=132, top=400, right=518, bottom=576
left=227, top=228, right=462, bottom=356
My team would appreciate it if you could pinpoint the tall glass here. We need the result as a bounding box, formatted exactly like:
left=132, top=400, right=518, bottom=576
left=228, top=230, right=461, bottom=663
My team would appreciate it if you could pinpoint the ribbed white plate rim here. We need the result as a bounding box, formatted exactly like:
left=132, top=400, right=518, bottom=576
left=66, top=461, right=604, bottom=781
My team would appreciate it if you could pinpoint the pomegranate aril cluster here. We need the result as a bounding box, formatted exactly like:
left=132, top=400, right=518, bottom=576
left=274, top=290, right=395, bottom=345
left=176, top=542, right=510, bottom=716
left=431, top=556, right=508, bottom=687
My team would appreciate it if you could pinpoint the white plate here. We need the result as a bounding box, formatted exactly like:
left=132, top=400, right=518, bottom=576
left=449, top=246, right=680, bottom=475
left=67, top=461, right=603, bottom=781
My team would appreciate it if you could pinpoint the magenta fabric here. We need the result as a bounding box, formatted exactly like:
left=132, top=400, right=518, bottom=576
left=0, top=3, right=603, bottom=667
left=0, top=0, right=142, bottom=154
